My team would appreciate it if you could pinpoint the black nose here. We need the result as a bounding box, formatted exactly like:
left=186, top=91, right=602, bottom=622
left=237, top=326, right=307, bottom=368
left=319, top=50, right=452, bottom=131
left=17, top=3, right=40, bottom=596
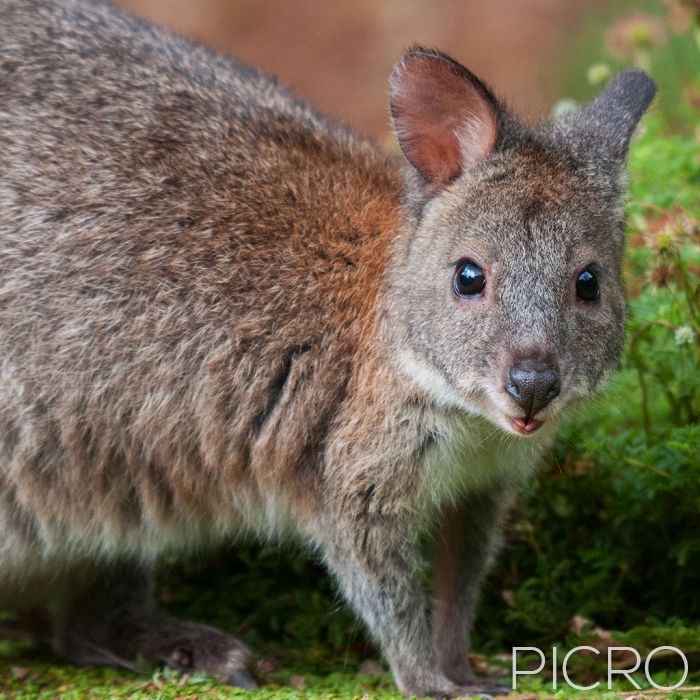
left=506, top=357, right=560, bottom=416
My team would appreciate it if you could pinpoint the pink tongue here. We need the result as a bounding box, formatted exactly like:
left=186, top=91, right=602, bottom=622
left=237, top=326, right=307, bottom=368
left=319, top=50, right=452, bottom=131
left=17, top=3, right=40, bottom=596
left=511, top=416, right=543, bottom=434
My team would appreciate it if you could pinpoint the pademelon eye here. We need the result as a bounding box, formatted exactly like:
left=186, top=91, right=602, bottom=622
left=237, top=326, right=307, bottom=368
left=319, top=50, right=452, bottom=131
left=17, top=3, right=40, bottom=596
left=576, top=267, right=599, bottom=301
left=453, top=260, right=486, bottom=297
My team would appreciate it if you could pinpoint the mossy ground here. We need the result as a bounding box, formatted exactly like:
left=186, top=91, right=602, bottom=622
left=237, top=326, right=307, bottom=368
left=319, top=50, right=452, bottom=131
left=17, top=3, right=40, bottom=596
left=2, top=636, right=699, bottom=699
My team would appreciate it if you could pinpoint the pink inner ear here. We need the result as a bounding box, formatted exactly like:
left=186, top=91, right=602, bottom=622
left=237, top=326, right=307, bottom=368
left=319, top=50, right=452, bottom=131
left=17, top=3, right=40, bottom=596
left=390, top=53, right=498, bottom=185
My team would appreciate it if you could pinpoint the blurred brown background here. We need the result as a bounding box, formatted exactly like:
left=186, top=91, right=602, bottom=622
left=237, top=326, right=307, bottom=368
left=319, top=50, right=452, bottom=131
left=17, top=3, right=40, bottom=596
left=114, top=0, right=613, bottom=140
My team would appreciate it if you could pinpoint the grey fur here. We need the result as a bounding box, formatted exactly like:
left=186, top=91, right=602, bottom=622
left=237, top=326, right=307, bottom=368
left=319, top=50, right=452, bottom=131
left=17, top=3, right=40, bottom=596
left=0, top=1, right=654, bottom=697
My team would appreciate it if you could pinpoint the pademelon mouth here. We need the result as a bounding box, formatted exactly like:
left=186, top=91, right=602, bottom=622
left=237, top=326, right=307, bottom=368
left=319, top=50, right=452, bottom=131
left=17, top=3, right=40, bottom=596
left=509, top=415, right=544, bottom=434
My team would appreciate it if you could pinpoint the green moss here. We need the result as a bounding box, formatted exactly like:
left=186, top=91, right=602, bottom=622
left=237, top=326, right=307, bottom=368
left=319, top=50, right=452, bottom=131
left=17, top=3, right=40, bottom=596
left=2, top=639, right=699, bottom=700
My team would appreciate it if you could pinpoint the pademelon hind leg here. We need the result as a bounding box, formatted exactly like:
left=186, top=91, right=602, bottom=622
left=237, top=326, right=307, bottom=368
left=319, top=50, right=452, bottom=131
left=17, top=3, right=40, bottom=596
left=52, top=563, right=257, bottom=688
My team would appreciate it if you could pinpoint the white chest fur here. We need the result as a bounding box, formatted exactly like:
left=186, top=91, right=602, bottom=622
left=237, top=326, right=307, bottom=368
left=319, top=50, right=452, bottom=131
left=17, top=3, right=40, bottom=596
left=417, top=408, right=555, bottom=510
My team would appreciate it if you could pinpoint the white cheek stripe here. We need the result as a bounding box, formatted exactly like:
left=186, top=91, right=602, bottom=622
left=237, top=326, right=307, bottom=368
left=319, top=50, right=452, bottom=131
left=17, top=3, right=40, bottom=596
left=396, top=346, right=473, bottom=411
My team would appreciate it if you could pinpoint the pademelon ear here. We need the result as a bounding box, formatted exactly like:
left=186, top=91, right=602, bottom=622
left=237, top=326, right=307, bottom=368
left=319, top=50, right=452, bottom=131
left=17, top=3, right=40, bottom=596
left=555, top=70, right=657, bottom=165
left=389, top=47, right=502, bottom=186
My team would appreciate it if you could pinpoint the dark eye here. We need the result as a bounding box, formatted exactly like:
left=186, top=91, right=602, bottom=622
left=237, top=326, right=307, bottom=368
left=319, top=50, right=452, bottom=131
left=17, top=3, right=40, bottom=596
left=576, top=267, right=599, bottom=302
left=453, top=260, right=486, bottom=297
